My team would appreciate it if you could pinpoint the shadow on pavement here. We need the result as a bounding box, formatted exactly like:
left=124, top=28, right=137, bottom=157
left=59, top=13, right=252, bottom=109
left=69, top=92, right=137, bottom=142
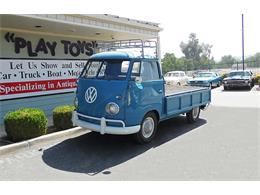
left=42, top=116, right=207, bottom=175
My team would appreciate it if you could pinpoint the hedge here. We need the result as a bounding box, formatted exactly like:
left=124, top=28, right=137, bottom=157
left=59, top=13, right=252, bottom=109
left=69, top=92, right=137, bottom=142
left=221, top=73, right=228, bottom=79
left=4, top=108, right=47, bottom=142
left=53, top=105, right=75, bottom=130
left=253, top=74, right=260, bottom=85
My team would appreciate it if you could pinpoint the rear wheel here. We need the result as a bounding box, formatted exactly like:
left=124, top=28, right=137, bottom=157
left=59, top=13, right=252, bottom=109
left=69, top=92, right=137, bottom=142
left=186, top=107, right=200, bottom=123
left=134, top=112, right=158, bottom=144
left=224, top=86, right=228, bottom=90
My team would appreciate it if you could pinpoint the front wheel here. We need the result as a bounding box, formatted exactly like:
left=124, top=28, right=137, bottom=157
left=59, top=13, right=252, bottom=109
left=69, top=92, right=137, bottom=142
left=134, top=112, right=158, bottom=144
left=186, top=107, right=200, bottom=123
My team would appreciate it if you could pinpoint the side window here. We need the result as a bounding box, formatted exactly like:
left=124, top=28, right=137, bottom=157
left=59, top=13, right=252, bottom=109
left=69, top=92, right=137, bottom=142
left=131, top=61, right=141, bottom=79
left=132, top=62, right=141, bottom=74
left=140, top=61, right=160, bottom=81
left=121, top=61, right=130, bottom=73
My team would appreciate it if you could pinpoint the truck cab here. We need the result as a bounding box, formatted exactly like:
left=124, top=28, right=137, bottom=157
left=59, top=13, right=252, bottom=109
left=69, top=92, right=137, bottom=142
left=73, top=51, right=211, bottom=143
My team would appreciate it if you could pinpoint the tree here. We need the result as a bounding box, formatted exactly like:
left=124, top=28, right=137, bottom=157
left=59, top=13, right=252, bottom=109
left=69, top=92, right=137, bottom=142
left=245, top=52, right=260, bottom=68
left=218, top=55, right=237, bottom=68
left=200, top=43, right=214, bottom=70
left=161, top=53, right=177, bottom=74
left=161, top=33, right=215, bottom=72
left=180, top=33, right=203, bottom=70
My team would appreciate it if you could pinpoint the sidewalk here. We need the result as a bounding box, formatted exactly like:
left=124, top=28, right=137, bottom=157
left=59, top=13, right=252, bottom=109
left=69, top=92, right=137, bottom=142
left=0, top=124, right=9, bottom=146
left=0, top=138, right=13, bottom=147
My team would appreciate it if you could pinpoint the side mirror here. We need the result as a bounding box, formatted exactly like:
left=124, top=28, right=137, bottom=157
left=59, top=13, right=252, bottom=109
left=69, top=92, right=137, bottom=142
left=135, top=76, right=142, bottom=84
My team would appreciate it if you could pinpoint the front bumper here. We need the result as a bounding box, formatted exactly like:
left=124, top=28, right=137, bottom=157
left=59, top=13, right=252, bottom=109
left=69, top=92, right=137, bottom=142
left=188, top=82, right=210, bottom=87
left=73, top=111, right=140, bottom=135
left=224, top=83, right=250, bottom=88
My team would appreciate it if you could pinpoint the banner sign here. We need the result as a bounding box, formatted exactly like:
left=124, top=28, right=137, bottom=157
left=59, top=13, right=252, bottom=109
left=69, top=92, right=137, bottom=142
left=0, top=59, right=88, bottom=100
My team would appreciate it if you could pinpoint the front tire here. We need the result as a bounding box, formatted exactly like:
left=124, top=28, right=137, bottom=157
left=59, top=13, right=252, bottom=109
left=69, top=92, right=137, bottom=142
left=186, top=107, right=200, bottom=123
left=134, top=112, right=158, bottom=144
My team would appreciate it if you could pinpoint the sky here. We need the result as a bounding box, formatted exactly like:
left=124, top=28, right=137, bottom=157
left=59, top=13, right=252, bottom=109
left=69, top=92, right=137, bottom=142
left=2, top=0, right=260, bottom=61
left=119, top=0, right=260, bottom=61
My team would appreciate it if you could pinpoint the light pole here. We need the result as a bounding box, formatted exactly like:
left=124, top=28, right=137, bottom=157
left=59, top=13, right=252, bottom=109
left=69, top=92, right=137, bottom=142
left=242, top=14, right=245, bottom=70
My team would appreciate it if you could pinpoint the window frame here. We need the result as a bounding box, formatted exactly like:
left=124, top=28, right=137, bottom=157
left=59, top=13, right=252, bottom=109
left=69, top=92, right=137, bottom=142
left=139, top=60, right=161, bottom=82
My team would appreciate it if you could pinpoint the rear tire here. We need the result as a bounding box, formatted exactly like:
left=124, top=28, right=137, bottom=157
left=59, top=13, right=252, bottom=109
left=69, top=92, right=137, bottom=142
left=134, top=112, right=158, bottom=144
left=186, top=107, right=200, bottom=123
left=224, top=86, right=228, bottom=90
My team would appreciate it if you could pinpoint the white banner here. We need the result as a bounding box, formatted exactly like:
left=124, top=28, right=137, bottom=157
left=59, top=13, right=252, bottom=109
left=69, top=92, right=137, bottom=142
left=0, top=59, right=88, bottom=100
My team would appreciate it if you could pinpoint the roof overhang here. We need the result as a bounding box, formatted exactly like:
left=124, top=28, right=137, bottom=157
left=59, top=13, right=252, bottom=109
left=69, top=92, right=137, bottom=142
left=0, top=14, right=162, bottom=41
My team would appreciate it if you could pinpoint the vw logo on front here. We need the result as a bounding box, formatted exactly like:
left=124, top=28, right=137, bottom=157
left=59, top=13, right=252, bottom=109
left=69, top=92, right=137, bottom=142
left=85, top=87, right=97, bottom=104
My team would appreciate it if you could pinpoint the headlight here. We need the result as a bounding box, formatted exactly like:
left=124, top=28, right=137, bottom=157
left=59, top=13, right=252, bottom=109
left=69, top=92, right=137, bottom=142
left=106, top=102, right=119, bottom=115
left=74, top=97, right=78, bottom=108
left=244, top=80, right=249, bottom=83
left=224, top=81, right=227, bottom=84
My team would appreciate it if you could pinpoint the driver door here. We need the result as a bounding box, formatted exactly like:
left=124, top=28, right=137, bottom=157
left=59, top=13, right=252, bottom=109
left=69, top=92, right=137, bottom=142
left=126, top=60, right=164, bottom=126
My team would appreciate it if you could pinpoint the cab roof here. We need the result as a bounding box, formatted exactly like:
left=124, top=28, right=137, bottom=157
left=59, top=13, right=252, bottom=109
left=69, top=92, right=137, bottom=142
left=90, top=51, right=157, bottom=60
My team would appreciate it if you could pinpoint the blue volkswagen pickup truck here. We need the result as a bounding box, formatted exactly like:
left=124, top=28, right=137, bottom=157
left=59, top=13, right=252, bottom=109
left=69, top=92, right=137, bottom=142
left=73, top=51, right=211, bottom=143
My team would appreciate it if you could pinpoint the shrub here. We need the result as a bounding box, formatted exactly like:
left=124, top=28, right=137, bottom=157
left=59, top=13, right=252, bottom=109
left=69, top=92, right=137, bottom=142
left=53, top=105, right=75, bottom=130
left=221, top=73, right=228, bottom=79
left=4, top=108, right=47, bottom=142
left=253, top=74, right=260, bottom=85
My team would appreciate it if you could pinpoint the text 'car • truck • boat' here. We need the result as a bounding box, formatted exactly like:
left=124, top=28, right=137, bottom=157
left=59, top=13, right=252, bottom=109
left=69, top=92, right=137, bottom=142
left=73, top=50, right=211, bottom=144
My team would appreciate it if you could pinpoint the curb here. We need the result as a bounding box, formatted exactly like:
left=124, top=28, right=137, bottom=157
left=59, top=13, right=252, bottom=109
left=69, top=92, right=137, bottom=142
left=0, top=127, right=88, bottom=156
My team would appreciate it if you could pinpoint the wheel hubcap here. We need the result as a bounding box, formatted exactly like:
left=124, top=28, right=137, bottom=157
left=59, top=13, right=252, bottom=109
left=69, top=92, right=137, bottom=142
left=142, top=117, right=154, bottom=138
left=192, top=107, right=200, bottom=118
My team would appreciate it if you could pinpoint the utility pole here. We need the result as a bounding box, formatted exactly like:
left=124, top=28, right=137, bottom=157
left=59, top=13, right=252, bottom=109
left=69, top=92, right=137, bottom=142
left=242, top=14, right=245, bottom=70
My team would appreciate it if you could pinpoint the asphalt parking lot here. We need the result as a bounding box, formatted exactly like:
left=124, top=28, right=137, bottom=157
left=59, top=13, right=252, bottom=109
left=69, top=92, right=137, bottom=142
left=0, top=86, right=259, bottom=180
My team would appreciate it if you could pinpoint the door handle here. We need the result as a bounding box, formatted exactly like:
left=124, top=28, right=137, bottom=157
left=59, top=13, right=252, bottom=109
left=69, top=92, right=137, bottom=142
left=158, top=89, right=163, bottom=93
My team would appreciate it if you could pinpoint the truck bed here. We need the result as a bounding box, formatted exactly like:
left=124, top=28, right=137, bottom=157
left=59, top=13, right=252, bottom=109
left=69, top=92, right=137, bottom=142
left=165, top=84, right=208, bottom=96
left=163, top=84, right=211, bottom=117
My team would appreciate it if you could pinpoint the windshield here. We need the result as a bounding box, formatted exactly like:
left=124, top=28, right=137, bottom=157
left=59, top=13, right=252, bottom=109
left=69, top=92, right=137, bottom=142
left=229, top=71, right=250, bottom=77
left=165, top=73, right=179, bottom=77
left=81, top=60, right=130, bottom=80
left=196, top=72, right=215, bottom=77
